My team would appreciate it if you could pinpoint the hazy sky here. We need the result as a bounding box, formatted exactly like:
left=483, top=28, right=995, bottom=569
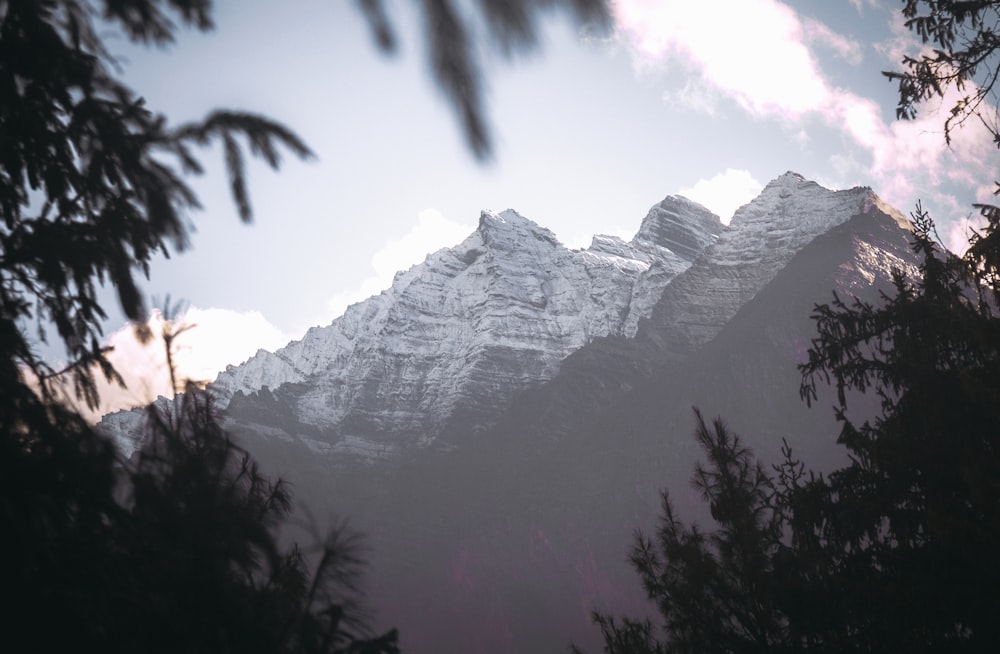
left=75, top=0, right=999, bottom=409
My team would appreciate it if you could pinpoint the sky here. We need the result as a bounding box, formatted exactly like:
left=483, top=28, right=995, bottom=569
left=67, top=0, right=999, bottom=415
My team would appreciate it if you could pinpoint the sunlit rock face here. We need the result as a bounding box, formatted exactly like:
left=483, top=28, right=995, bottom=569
left=103, top=197, right=723, bottom=455
left=499, top=172, right=915, bottom=445
left=636, top=171, right=911, bottom=358
left=100, top=174, right=912, bottom=460
left=219, top=202, right=722, bottom=451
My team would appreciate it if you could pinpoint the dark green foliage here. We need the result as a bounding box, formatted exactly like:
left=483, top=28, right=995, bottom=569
left=793, top=208, right=1000, bottom=652
left=883, top=2, right=1000, bottom=265
left=579, top=412, right=801, bottom=654
left=626, top=412, right=791, bottom=653
left=2, top=371, right=399, bottom=653
left=884, top=1, right=1000, bottom=301
left=124, top=387, right=398, bottom=654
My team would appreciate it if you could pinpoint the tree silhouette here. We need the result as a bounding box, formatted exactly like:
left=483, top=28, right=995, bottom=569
left=573, top=411, right=801, bottom=654
left=885, top=0, right=1000, bottom=145
left=4, top=313, right=401, bottom=652
left=1, top=0, right=314, bottom=409
left=885, top=0, right=1000, bottom=266
left=2, top=1, right=610, bottom=651
left=793, top=206, right=1000, bottom=651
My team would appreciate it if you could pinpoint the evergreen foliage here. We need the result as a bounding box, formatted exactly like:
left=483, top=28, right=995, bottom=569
left=3, top=368, right=401, bottom=653
left=885, top=0, right=1000, bottom=144
left=0, top=0, right=314, bottom=409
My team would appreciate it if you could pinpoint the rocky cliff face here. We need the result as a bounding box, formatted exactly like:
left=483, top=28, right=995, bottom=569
left=101, top=174, right=912, bottom=459
left=636, top=171, right=910, bottom=358
left=103, top=198, right=723, bottom=455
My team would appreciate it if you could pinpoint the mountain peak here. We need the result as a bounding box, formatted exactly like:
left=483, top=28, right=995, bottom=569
left=477, top=208, right=537, bottom=229
left=758, top=170, right=816, bottom=196
left=731, top=173, right=874, bottom=231
left=632, top=195, right=724, bottom=262
left=477, top=208, right=561, bottom=249
left=774, top=170, right=806, bottom=182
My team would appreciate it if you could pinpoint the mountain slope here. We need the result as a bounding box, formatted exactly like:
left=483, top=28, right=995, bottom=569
left=637, top=171, right=909, bottom=358
left=219, top=203, right=722, bottom=451
left=102, top=198, right=723, bottom=455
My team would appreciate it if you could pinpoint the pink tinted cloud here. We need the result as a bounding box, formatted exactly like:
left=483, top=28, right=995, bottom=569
left=615, top=0, right=831, bottom=119
left=614, top=0, right=999, bottom=247
left=46, top=307, right=291, bottom=423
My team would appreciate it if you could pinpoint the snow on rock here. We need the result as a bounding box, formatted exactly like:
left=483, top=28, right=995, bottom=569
left=100, top=173, right=913, bottom=456
left=101, top=199, right=723, bottom=452
left=636, top=171, right=911, bottom=356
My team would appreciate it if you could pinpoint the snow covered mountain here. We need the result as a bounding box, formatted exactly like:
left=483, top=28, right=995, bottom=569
left=636, top=171, right=910, bottom=357
left=102, top=195, right=723, bottom=455
left=101, top=173, right=911, bottom=460
left=219, top=172, right=907, bottom=447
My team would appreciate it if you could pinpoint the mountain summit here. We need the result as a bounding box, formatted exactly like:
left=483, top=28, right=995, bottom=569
left=103, top=193, right=724, bottom=455
left=102, top=174, right=910, bottom=459
left=636, top=171, right=908, bottom=357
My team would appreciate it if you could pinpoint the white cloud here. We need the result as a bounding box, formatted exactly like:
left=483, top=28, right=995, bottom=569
left=54, top=307, right=292, bottom=423
left=326, top=208, right=473, bottom=319
left=165, top=307, right=291, bottom=380
left=679, top=168, right=764, bottom=224
left=615, top=0, right=832, bottom=119
left=873, top=7, right=929, bottom=68
left=664, top=79, right=721, bottom=115
left=613, top=0, right=999, bottom=239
